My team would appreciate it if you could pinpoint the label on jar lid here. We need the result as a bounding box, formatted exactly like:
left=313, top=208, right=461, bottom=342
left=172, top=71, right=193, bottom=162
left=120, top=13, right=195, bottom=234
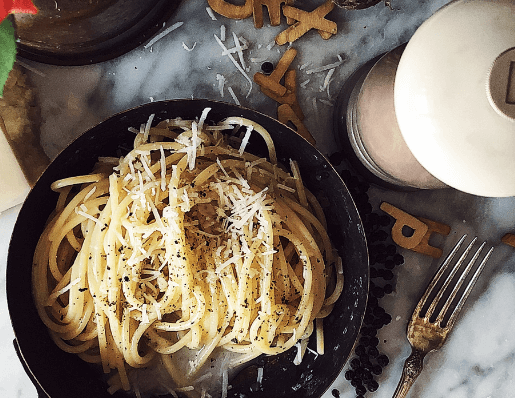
left=488, top=47, right=515, bottom=121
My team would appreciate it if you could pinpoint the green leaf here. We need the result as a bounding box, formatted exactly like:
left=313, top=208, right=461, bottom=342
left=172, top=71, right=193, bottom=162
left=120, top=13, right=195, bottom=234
left=0, top=18, right=17, bottom=97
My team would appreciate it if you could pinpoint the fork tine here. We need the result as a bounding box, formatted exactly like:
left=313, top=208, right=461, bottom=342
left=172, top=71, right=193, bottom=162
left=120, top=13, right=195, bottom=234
left=426, top=236, right=477, bottom=320
left=443, top=244, right=494, bottom=329
left=414, top=234, right=467, bottom=318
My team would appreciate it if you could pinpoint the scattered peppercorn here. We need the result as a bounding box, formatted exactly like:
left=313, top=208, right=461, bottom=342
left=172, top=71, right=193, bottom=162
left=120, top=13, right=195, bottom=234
left=366, top=379, right=379, bottom=392
left=261, top=61, right=274, bottom=74
left=328, top=155, right=401, bottom=397
left=356, top=384, right=367, bottom=395
left=377, top=354, right=390, bottom=367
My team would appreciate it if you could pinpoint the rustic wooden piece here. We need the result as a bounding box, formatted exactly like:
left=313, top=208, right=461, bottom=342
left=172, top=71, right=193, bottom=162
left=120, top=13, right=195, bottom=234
left=380, top=202, right=428, bottom=249
left=260, top=69, right=304, bottom=120
left=380, top=202, right=451, bottom=258
left=416, top=217, right=452, bottom=258
left=276, top=0, right=337, bottom=45
left=254, top=47, right=297, bottom=92
left=252, top=0, right=294, bottom=28
left=502, top=233, right=515, bottom=248
left=254, top=47, right=297, bottom=100
left=207, top=0, right=253, bottom=19
left=254, top=48, right=304, bottom=120
left=278, top=104, right=315, bottom=145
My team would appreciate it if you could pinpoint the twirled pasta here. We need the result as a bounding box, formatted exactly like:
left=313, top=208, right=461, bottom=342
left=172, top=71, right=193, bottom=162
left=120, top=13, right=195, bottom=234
left=32, top=109, right=344, bottom=397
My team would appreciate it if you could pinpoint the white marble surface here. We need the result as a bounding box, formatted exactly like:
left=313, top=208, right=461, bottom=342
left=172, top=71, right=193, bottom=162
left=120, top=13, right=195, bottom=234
left=3, top=0, right=515, bottom=397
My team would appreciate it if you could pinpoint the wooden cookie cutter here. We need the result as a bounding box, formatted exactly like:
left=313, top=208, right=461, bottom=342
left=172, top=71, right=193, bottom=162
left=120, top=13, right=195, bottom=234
left=380, top=202, right=451, bottom=258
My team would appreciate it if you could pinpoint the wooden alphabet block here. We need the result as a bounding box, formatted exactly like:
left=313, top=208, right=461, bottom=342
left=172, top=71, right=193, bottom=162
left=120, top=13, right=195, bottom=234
left=276, top=0, right=337, bottom=45
left=380, top=202, right=451, bottom=258
left=207, top=0, right=253, bottom=19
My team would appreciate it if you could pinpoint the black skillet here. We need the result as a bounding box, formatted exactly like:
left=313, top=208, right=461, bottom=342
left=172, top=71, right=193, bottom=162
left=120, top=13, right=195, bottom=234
left=12, top=0, right=182, bottom=66
left=7, top=99, right=369, bottom=398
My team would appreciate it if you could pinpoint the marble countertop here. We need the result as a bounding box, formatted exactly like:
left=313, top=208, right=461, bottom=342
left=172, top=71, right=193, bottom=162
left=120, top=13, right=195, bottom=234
left=2, top=0, right=515, bottom=397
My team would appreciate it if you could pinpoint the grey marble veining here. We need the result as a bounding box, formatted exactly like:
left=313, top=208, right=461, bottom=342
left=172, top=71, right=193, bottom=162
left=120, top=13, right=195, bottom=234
left=2, top=0, right=515, bottom=397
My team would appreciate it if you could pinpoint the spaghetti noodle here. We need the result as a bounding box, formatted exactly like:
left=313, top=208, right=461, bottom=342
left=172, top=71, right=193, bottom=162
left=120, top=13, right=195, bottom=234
left=32, top=109, right=344, bottom=397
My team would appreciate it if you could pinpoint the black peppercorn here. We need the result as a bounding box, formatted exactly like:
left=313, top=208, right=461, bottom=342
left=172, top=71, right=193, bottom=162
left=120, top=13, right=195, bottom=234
left=373, top=306, right=385, bottom=317
left=260, top=61, right=274, bottom=74
left=350, top=378, right=362, bottom=388
left=377, top=354, right=390, bottom=367
left=355, top=384, right=367, bottom=395
left=350, top=358, right=361, bottom=369
left=384, top=259, right=395, bottom=269
left=393, top=253, right=404, bottom=265
left=366, top=379, right=379, bottom=392
left=368, top=346, right=379, bottom=358
left=383, top=283, right=394, bottom=294
left=381, top=313, right=392, bottom=326
left=355, top=344, right=366, bottom=356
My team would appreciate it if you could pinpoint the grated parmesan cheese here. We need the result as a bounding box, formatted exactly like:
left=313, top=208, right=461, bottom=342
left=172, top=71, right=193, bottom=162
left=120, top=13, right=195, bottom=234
left=227, top=87, right=240, bottom=106
left=305, top=55, right=345, bottom=75
left=182, top=42, right=197, bottom=52
left=47, top=277, right=81, bottom=306
left=320, top=67, right=335, bottom=92
left=216, top=74, right=226, bottom=97
left=214, top=33, right=253, bottom=97
left=238, top=125, right=253, bottom=155
left=220, top=25, right=226, bottom=41
left=206, top=6, right=217, bottom=20
left=144, top=22, right=184, bottom=49
left=232, top=32, right=246, bottom=72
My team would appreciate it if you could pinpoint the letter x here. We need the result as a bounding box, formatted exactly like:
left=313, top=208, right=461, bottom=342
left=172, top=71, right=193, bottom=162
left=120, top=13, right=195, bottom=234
left=275, top=0, right=337, bottom=45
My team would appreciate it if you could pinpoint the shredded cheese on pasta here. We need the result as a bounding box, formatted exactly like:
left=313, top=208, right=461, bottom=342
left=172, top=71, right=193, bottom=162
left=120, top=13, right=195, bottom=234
left=32, top=110, right=344, bottom=396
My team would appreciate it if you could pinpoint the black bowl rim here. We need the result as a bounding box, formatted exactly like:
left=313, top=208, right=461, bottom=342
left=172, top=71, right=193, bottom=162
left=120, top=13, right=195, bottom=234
left=12, top=0, right=182, bottom=66
left=7, top=98, right=369, bottom=398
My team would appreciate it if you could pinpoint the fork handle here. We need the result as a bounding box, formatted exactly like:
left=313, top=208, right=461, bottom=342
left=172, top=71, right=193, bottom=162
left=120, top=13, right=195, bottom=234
left=392, top=347, right=427, bottom=398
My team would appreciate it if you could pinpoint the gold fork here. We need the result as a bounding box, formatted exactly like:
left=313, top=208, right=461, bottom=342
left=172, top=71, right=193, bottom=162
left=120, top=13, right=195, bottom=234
left=392, top=234, right=494, bottom=398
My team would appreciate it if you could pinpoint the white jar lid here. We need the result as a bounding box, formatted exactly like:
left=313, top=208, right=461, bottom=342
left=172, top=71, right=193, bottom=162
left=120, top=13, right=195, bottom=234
left=394, top=0, right=515, bottom=197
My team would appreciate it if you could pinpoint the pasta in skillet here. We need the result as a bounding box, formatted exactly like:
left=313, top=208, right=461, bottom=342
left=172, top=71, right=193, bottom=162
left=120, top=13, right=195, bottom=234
left=32, top=109, right=344, bottom=397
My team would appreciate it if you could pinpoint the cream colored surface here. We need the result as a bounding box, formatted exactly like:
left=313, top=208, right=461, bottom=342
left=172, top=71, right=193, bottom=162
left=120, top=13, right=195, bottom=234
left=394, top=0, right=515, bottom=197
left=0, top=124, right=29, bottom=214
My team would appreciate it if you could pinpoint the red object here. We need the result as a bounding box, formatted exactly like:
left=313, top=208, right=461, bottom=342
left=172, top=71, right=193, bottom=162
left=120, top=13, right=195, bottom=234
left=0, top=0, right=38, bottom=22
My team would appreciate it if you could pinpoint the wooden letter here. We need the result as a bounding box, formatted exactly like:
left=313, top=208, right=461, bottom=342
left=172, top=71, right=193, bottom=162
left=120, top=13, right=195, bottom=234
left=278, top=104, right=315, bottom=145
left=276, top=0, right=337, bottom=45
left=254, top=47, right=297, bottom=96
left=380, top=202, right=451, bottom=258
left=207, top=0, right=253, bottom=19
left=259, top=69, right=304, bottom=120
left=252, top=0, right=294, bottom=28
left=502, top=233, right=515, bottom=247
